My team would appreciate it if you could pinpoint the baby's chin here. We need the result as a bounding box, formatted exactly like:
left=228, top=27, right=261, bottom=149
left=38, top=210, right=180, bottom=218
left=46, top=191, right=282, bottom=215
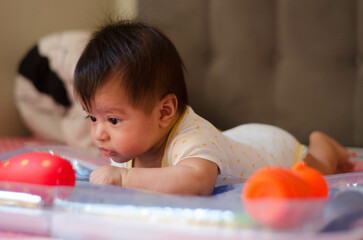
left=109, top=155, right=132, bottom=164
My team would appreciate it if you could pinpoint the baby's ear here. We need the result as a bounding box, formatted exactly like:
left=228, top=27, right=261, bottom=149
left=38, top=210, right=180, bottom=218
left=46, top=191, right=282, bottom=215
left=158, top=94, right=178, bottom=128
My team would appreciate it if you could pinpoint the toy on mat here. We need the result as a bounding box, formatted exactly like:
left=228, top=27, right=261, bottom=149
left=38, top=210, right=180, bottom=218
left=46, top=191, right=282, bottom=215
left=242, top=162, right=328, bottom=229
left=0, top=152, right=75, bottom=186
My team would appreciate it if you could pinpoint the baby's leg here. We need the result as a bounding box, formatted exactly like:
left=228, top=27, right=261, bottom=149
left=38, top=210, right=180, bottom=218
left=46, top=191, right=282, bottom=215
left=303, top=131, right=354, bottom=174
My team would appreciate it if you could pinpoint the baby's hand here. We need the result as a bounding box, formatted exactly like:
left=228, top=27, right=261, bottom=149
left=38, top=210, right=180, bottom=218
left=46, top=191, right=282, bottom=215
left=89, top=165, right=127, bottom=186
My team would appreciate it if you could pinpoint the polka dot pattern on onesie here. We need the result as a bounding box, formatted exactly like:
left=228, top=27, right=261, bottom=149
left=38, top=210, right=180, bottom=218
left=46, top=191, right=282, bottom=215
left=161, top=106, right=304, bottom=186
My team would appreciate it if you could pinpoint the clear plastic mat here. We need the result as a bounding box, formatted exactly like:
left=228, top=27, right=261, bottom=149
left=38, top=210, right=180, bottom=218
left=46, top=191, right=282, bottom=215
left=0, top=145, right=362, bottom=239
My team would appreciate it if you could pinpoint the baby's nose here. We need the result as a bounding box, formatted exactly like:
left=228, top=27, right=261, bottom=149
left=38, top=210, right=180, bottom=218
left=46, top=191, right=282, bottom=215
left=93, top=123, right=109, bottom=142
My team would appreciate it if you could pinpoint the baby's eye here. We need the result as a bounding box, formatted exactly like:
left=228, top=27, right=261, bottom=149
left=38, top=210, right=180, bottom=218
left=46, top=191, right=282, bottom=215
left=86, top=115, right=97, bottom=122
left=108, top=118, right=121, bottom=125
left=90, top=116, right=97, bottom=122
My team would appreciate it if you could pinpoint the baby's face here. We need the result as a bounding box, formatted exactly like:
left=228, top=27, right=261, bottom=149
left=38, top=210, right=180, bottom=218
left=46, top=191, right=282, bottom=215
left=83, top=78, right=166, bottom=165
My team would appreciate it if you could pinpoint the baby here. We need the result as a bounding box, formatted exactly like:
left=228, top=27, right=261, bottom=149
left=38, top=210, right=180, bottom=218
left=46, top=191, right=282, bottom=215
left=73, top=20, right=354, bottom=195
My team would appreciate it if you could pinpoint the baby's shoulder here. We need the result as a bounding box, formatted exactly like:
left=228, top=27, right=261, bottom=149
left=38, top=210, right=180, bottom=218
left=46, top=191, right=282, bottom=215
left=176, top=108, right=222, bottom=139
left=170, top=116, right=230, bottom=151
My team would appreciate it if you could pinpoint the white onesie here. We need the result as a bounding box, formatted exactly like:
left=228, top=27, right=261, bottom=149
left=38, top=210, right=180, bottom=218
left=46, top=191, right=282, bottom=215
left=113, top=106, right=306, bottom=186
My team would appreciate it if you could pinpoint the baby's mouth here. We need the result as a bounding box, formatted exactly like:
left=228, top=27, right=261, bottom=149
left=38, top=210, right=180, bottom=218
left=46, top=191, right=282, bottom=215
left=99, top=147, right=115, bottom=157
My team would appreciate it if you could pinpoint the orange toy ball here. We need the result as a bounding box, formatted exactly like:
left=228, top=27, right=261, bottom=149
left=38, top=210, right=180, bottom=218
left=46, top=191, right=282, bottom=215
left=242, top=167, right=312, bottom=199
left=242, top=167, right=312, bottom=228
left=292, top=162, right=328, bottom=198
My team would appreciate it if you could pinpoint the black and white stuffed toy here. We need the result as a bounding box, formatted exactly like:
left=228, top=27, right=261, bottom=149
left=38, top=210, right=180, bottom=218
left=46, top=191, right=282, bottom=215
left=15, top=31, right=98, bottom=154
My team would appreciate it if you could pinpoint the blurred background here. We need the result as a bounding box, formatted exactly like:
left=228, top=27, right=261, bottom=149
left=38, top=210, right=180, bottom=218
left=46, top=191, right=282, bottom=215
left=0, top=0, right=137, bottom=137
left=1, top=0, right=362, bottom=148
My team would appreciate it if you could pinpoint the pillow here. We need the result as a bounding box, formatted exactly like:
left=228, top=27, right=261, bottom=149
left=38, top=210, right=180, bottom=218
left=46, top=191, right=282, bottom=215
left=14, top=31, right=98, bottom=155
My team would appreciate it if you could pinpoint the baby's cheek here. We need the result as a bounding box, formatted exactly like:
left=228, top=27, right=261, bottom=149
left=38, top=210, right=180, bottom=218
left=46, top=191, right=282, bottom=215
left=91, top=133, right=97, bottom=144
left=116, top=137, right=144, bottom=155
left=90, top=127, right=98, bottom=142
left=117, top=140, right=139, bottom=154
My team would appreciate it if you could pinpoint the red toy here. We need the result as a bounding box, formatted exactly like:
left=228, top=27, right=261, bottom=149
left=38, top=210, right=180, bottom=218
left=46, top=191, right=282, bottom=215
left=0, top=152, right=75, bottom=186
left=242, top=162, right=328, bottom=229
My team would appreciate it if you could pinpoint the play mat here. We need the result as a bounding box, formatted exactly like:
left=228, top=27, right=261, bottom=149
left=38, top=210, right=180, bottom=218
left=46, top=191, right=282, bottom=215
left=0, top=144, right=362, bottom=240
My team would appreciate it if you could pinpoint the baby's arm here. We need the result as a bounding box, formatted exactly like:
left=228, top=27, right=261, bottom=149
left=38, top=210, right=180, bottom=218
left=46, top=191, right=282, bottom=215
left=90, top=158, right=219, bottom=195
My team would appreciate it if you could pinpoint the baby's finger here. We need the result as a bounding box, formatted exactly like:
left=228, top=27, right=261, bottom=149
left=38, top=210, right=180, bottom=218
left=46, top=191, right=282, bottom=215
left=89, top=172, right=100, bottom=183
left=89, top=171, right=107, bottom=184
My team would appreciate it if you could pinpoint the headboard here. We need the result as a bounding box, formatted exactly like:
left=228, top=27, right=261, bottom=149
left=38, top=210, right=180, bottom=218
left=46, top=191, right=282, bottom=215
left=138, top=0, right=363, bottom=147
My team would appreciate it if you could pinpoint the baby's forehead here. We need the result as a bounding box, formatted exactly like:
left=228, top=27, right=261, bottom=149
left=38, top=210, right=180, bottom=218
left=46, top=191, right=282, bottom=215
left=77, top=88, right=123, bottom=111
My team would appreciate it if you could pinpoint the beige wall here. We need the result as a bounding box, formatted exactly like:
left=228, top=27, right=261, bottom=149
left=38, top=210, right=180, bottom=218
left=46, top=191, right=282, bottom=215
left=0, top=0, right=137, bottom=137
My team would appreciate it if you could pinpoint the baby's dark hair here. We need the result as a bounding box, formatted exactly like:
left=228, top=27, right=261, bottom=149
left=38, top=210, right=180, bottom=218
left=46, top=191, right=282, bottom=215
left=74, top=20, right=188, bottom=115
